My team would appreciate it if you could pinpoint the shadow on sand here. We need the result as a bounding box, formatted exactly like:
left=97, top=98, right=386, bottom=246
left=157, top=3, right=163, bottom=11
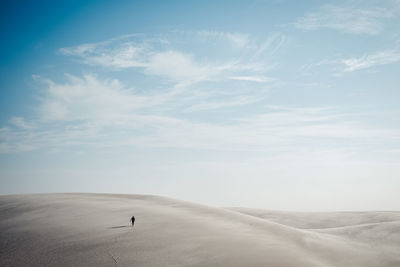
left=109, top=225, right=131, bottom=229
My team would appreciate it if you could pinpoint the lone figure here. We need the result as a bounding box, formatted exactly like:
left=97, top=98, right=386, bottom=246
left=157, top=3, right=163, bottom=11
left=130, top=215, right=135, bottom=227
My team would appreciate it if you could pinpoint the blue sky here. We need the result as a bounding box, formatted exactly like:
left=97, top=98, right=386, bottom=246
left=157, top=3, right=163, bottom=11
left=1, top=0, right=400, bottom=210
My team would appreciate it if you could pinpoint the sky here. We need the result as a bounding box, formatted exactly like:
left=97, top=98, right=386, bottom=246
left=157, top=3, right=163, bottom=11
left=1, top=0, right=400, bottom=211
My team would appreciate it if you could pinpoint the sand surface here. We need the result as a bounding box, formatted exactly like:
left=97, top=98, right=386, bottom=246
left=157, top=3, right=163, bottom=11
left=1, top=193, right=399, bottom=266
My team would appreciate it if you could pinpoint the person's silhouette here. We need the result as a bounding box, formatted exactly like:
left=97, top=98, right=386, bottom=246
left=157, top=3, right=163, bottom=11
left=130, top=216, right=135, bottom=227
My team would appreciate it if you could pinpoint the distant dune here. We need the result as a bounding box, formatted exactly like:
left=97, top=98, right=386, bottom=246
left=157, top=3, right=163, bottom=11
left=1, top=194, right=399, bottom=266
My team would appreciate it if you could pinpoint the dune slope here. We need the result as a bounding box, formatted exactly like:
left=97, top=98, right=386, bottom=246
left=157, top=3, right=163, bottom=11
left=1, top=193, right=399, bottom=266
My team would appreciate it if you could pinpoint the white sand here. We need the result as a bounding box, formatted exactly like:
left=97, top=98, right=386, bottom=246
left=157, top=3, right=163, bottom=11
left=1, top=193, right=399, bottom=266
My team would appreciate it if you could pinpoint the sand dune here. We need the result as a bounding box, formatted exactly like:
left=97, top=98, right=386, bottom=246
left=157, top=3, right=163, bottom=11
left=1, top=194, right=399, bottom=266
left=228, top=208, right=400, bottom=229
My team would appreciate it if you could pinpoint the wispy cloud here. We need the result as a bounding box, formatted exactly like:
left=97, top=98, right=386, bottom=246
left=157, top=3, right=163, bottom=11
left=184, top=96, right=258, bottom=112
left=61, top=44, right=217, bottom=82
left=341, top=50, right=400, bottom=71
left=295, top=4, right=393, bottom=35
left=300, top=49, right=400, bottom=74
left=230, top=76, right=275, bottom=83
left=249, top=33, right=286, bottom=60
left=60, top=32, right=284, bottom=83
left=3, top=31, right=399, bottom=160
left=196, top=31, right=249, bottom=48
left=1, top=73, right=399, bottom=156
left=9, top=117, right=35, bottom=129
left=145, top=51, right=216, bottom=82
left=60, top=39, right=148, bottom=68
left=36, top=74, right=148, bottom=122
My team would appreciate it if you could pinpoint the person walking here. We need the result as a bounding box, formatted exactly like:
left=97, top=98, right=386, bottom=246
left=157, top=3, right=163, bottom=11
left=130, top=215, right=135, bottom=227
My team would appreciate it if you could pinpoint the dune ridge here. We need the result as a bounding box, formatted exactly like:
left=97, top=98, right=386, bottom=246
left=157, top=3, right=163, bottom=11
left=1, top=193, right=399, bottom=266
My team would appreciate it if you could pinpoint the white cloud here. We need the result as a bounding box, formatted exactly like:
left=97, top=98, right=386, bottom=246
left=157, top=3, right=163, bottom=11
left=225, top=33, right=249, bottom=48
left=0, top=126, right=37, bottom=153
left=33, top=73, right=265, bottom=129
left=60, top=42, right=148, bottom=68
left=300, top=49, right=400, bottom=74
left=2, top=75, right=399, bottom=157
left=61, top=41, right=221, bottom=82
left=9, top=117, right=34, bottom=129
left=295, top=4, right=393, bottom=35
left=146, top=51, right=214, bottom=82
left=123, top=106, right=400, bottom=153
left=60, top=33, right=282, bottom=83
left=230, top=76, right=275, bottom=83
left=196, top=31, right=249, bottom=48
left=37, top=74, right=149, bottom=122
left=4, top=32, right=398, bottom=158
left=249, top=33, right=286, bottom=60
left=185, top=96, right=258, bottom=112
left=342, top=50, right=400, bottom=71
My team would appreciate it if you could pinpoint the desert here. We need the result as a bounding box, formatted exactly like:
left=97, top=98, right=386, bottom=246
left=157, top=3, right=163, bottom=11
left=1, top=193, right=399, bottom=266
